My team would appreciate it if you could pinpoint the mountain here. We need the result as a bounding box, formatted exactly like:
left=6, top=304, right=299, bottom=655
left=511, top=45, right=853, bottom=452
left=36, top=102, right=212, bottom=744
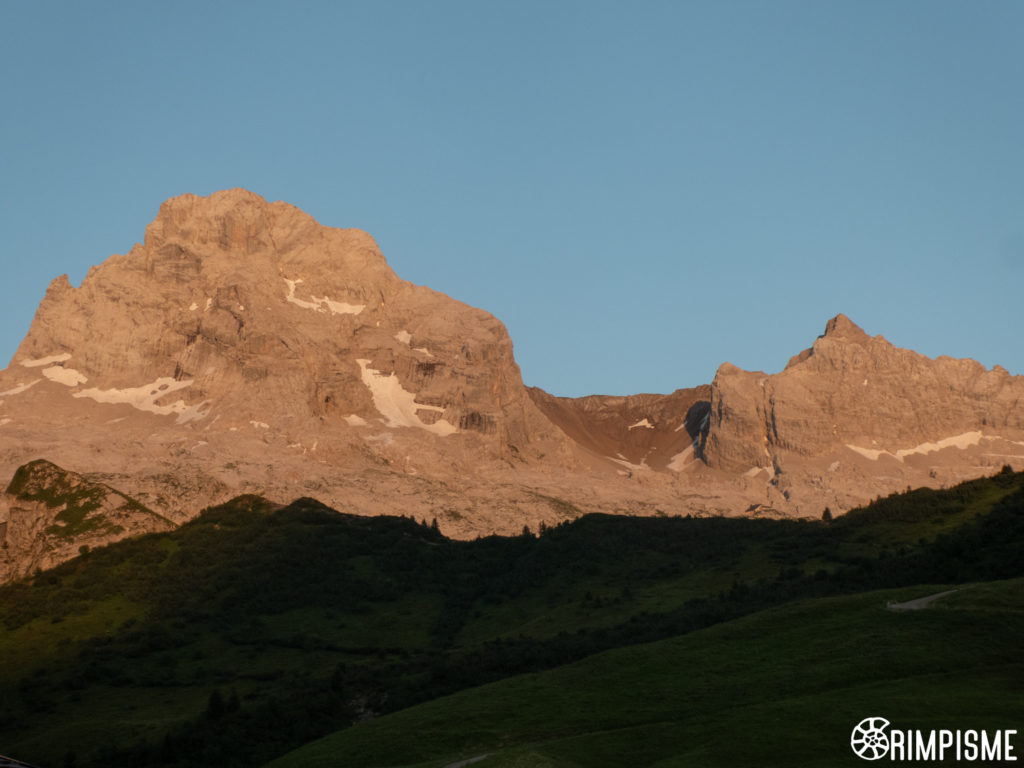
left=1, top=189, right=1022, bottom=578
left=702, top=313, right=1024, bottom=513
left=0, top=190, right=578, bottom=535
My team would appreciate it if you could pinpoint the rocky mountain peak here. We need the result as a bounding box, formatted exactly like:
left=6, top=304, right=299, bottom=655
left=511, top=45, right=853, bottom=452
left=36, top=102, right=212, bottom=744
left=820, top=313, right=870, bottom=342
left=144, top=188, right=311, bottom=256
left=704, top=311, right=1024, bottom=514
left=785, top=314, right=877, bottom=370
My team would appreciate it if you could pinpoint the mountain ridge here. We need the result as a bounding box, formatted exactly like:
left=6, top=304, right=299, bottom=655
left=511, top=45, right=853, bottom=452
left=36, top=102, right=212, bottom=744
left=1, top=189, right=1022, bottom=579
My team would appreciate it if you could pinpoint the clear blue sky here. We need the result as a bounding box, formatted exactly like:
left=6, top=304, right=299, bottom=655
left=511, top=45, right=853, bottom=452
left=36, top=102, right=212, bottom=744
left=2, top=1, right=1021, bottom=396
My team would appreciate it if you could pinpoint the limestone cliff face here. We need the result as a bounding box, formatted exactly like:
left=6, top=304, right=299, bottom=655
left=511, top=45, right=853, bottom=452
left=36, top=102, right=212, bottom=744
left=0, top=189, right=586, bottom=563
left=0, top=460, right=172, bottom=582
left=705, top=315, right=1024, bottom=476
left=698, top=315, right=1024, bottom=516
left=11, top=189, right=551, bottom=453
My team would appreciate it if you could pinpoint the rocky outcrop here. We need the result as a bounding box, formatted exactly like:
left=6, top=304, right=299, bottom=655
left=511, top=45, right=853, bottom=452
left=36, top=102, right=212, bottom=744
left=0, top=460, right=172, bottom=582
left=702, top=314, right=1024, bottom=513
left=706, top=314, right=1024, bottom=472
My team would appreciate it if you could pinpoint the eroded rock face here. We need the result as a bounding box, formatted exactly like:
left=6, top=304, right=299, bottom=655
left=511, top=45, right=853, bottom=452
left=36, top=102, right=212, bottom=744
left=0, top=460, right=172, bottom=582
left=0, top=190, right=583, bottom=565
left=703, top=315, right=1024, bottom=513
left=10, top=189, right=550, bottom=452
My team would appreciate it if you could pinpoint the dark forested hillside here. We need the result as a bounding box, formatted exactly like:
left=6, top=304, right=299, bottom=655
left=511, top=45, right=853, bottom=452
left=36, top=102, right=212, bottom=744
left=1, top=469, right=1022, bottom=767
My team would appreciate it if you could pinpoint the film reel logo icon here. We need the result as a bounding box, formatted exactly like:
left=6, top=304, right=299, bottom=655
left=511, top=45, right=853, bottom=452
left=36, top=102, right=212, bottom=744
left=851, top=717, right=891, bottom=760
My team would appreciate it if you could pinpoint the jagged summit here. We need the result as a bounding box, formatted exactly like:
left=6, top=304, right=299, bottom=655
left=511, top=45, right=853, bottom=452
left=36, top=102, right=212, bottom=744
left=705, top=311, right=1024, bottom=510
left=821, top=313, right=865, bottom=338
left=785, top=314, right=873, bottom=370
left=141, top=188, right=382, bottom=265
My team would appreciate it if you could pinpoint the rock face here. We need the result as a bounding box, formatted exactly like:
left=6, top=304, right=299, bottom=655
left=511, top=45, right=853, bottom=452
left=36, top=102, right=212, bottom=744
left=703, top=314, right=1024, bottom=513
left=1, top=190, right=1023, bottom=582
left=13, top=190, right=553, bottom=455
left=0, top=460, right=172, bottom=582
left=0, top=190, right=580, bottom=538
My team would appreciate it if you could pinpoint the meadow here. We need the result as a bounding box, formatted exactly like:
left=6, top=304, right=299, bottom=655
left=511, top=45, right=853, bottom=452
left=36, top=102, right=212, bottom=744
left=1, top=469, right=1021, bottom=767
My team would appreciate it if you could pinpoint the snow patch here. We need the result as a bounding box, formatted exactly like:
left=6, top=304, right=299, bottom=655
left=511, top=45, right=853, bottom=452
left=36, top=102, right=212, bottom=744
left=0, top=380, right=40, bottom=397
left=846, top=431, right=985, bottom=462
left=667, top=443, right=697, bottom=472
left=205, top=298, right=213, bottom=311
left=828, top=461, right=840, bottom=472
left=73, top=377, right=210, bottom=424
left=628, top=418, right=654, bottom=430
left=21, top=353, right=72, bottom=368
left=42, top=366, right=87, bottom=386
left=250, top=421, right=270, bottom=429
left=365, top=432, right=394, bottom=446
left=394, top=330, right=412, bottom=345
left=189, top=302, right=199, bottom=311
left=284, top=278, right=365, bottom=316
left=846, top=445, right=893, bottom=461
left=414, top=347, right=433, bottom=357
left=744, top=466, right=767, bottom=478
left=344, top=414, right=368, bottom=427
left=609, top=456, right=649, bottom=473
left=356, top=359, right=457, bottom=436
left=0, top=418, right=10, bottom=427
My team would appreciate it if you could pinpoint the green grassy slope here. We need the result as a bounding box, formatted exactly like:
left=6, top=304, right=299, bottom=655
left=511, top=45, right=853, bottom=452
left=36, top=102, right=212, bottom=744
left=265, top=577, right=1024, bottom=768
left=0, top=469, right=1021, bottom=767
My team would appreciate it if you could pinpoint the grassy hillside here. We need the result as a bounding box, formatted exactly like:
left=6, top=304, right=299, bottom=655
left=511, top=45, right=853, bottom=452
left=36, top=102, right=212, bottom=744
left=0, top=469, right=1021, bottom=767
left=264, top=577, right=1024, bottom=767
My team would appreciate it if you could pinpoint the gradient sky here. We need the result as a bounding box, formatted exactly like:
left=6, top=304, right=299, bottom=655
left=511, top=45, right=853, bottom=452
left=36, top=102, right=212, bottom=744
left=2, top=1, right=1021, bottom=397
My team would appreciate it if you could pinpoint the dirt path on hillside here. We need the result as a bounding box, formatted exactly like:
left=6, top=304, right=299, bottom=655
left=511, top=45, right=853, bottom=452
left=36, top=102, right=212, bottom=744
left=443, top=755, right=490, bottom=768
left=886, top=589, right=959, bottom=612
